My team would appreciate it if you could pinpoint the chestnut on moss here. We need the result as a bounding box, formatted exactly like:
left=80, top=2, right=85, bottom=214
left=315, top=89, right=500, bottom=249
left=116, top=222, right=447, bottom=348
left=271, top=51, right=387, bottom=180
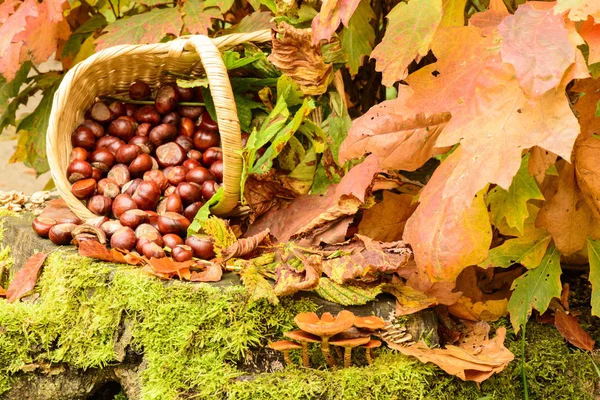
left=110, top=226, right=137, bottom=251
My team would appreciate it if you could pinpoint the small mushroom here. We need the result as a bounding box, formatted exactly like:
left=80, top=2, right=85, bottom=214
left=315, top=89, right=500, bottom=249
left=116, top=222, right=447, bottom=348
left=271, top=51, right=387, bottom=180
left=294, top=311, right=355, bottom=368
left=284, top=330, right=320, bottom=368
left=329, top=337, right=371, bottom=368
left=362, top=339, right=382, bottom=365
left=354, top=315, right=385, bottom=331
left=268, top=340, right=302, bottom=366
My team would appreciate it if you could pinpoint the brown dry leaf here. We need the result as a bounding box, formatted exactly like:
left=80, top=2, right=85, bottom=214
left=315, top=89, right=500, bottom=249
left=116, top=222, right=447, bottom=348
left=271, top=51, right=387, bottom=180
left=405, top=271, right=463, bottom=306
left=536, top=160, right=594, bottom=256
left=244, top=172, right=298, bottom=222
left=382, top=279, right=436, bottom=316
left=389, top=327, right=514, bottom=383
left=448, top=297, right=509, bottom=321
left=575, top=135, right=600, bottom=220
left=273, top=254, right=322, bottom=296
left=358, top=191, right=416, bottom=242
left=190, top=262, right=223, bottom=282
left=571, top=78, right=600, bottom=145
left=78, top=240, right=144, bottom=266
left=6, top=252, right=47, bottom=303
left=554, top=309, right=595, bottom=352
left=268, top=22, right=333, bottom=96
left=221, top=229, right=270, bottom=261
left=146, top=257, right=193, bottom=280
left=528, top=146, right=557, bottom=184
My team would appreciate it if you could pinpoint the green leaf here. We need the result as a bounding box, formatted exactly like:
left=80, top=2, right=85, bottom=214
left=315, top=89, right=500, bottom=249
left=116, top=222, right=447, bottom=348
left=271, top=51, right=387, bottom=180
left=286, top=146, right=317, bottom=195
left=247, top=0, right=277, bottom=12
left=596, top=100, right=600, bottom=117
left=314, top=278, right=383, bottom=305
left=277, top=75, right=304, bottom=107
left=587, top=238, right=600, bottom=317
left=205, top=0, right=235, bottom=13
left=222, top=50, right=263, bottom=70
left=487, top=154, right=544, bottom=235
left=62, top=14, right=108, bottom=62
left=200, top=217, right=236, bottom=257
left=176, top=77, right=209, bottom=88
left=234, top=93, right=266, bottom=133
left=277, top=135, right=305, bottom=171
left=311, top=162, right=342, bottom=194
left=340, top=0, right=375, bottom=75
left=298, top=119, right=327, bottom=154
left=201, top=87, right=217, bottom=122
left=239, top=262, right=279, bottom=305
left=0, top=62, right=33, bottom=133
left=478, top=228, right=552, bottom=269
left=187, top=187, right=224, bottom=235
left=230, top=77, right=279, bottom=93
left=507, top=245, right=562, bottom=333
left=224, top=11, right=274, bottom=34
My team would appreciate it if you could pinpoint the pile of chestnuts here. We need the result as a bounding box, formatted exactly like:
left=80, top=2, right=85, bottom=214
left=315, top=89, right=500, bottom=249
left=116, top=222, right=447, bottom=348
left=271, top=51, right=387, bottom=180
left=32, top=80, right=244, bottom=262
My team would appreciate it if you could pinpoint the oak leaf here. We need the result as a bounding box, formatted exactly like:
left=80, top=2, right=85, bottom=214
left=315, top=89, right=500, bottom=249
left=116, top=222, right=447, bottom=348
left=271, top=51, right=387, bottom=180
left=440, top=0, right=467, bottom=27
left=358, top=191, right=416, bottom=242
left=554, top=309, right=595, bottom=351
left=6, top=252, right=47, bottom=303
left=268, top=23, right=333, bottom=96
left=311, top=0, right=361, bottom=44
left=0, top=0, right=38, bottom=80
left=404, top=270, right=463, bottom=306
left=389, top=327, right=514, bottom=383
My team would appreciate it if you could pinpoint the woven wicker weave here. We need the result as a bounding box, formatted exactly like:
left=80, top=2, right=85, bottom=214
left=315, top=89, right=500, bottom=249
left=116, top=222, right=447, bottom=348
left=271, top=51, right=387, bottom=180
left=47, top=30, right=272, bottom=221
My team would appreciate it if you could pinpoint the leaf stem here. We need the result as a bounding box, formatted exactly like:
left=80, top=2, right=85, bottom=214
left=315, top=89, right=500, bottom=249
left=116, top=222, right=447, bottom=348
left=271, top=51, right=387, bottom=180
left=521, top=324, right=529, bottom=400
left=100, top=95, right=205, bottom=106
left=107, top=0, right=118, bottom=19
left=163, top=70, right=204, bottom=80
left=468, top=0, right=484, bottom=12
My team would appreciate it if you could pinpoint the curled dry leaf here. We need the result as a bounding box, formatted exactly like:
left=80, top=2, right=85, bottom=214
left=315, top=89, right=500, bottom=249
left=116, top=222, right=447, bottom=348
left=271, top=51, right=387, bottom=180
left=389, top=327, right=514, bottom=383
left=6, top=252, right=48, bottom=303
left=358, top=191, right=417, bottom=242
left=554, top=309, right=595, bottom=352
left=190, top=262, right=223, bottom=282
left=268, top=22, right=333, bottom=96
left=221, top=228, right=270, bottom=261
left=243, top=172, right=298, bottom=221
left=78, top=240, right=144, bottom=266
left=273, top=254, right=322, bottom=296
left=575, top=135, right=600, bottom=220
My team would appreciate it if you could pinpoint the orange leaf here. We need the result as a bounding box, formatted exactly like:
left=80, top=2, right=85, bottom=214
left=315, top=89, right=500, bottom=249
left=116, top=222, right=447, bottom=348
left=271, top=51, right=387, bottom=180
left=78, top=240, right=144, bottom=266
left=311, top=0, right=361, bottom=44
left=6, top=252, right=47, bottom=303
left=146, top=257, right=193, bottom=274
left=554, top=309, right=595, bottom=352
left=189, top=262, right=222, bottom=282
left=358, top=191, right=416, bottom=242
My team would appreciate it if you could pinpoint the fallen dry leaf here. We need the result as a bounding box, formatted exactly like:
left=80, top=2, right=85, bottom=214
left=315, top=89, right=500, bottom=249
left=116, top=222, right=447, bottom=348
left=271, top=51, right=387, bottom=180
left=382, top=281, right=436, bottom=316
left=389, top=327, right=514, bottom=383
left=146, top=257, right=193, bottom=276
left=190, top=262, right=223, bottom=282
left=575, top=135, right=600, bottom=220
left=6, top=252, right=47, bottom=303
left=221, top=229, right=270, bottom=261
left=78, top=240, right=144, bottom=266
left=273, top=254, right=322, bottom=296
left=528, top=146, right=557, bottom=184
left=554, top=309, right=595, bottom=352
left=244, top=171, right=298, bottom=222
left=358, top=191, right=416, bottom=242
left=405, top=270, right=463, bottom=306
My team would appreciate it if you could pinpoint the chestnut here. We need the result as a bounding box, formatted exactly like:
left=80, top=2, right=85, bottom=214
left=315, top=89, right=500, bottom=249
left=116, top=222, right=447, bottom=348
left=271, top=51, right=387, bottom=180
left=135, top=231, right=163, bottom=252
left=146, top=210, right=159, bottom=229
left=49, top=223, right=77, bottom=245
left=185, top=235, right=215, bottom=259
left=119, top=209, right=148, bottom=229
left=172, top=245, right=193, bottom=262
left=135, top=223, right=160, bottom=238
left=157, top=212, right=190, bottom=235
left=129, top=154, right=154, bottom=176
left=162, top=233, right=183, bottom=249
left=193, top=129, right=220, bottom=151
left=71, top=126, right=96, bottom=150
left=158, top=193, right=183, bottom=213
left=91, top=101, right=114, bottom=123
left=97, top=178, right=120, bottom=199
left=32, top=217, right=57, bottom=238
left=112, top=194, right=138, bottom=218
left=89, top=149, right=116, bottom=171
left=241, top=132, right=250, bottom=148
left=87, top=195, right=112, bottom=216
left=182, top=159, right=202, bottom=171
left=69, top=147, right=89, bottom=163
left=67, top=160, right=93, bottom=183
left=174, top=85, right=195, bottom=102
left=142, top=241, right=166, bottom=259
left=101, top=220, right=123, bottom=238
left=201, top=180, right=220, bottom=201
left=175, top=135, right=194, bottom=152
left=92, top=167, right=104, bottom=181
left=202, top=147, right=223, bottom=166
left=107, top=164, right=131, bottom=187
left=143, top=170, right=168, bottom=191
left=149, top=123, right=177, bottom=146
left=199, top=111, right=218, bottom=131
left=162, top=111, right=181, bottom=126
left=178, top=106, right=204, bottom=120
left=125, top=103, right=138, bottom=118
left=176, top=182, right=203, bottom=205
left=134, top=105, right=161, bottom=125
left=87, top=216, right=109, bottom=229
left=187, top=150, right=203, bottom=162
left=108, top=118, right=135, bottom=141
left=71, top=178, right=97, bottom=200
left=116, top=144, right=141, bottom=164
left=97, top=136, right=124, bottom=154
left=155, top=85, right=179, bottom=114
left=129, top=80, right=151, bottom=100
left=81, top=120, right=105, bottom=138
left=186, top=167, right=214, bottom=185
left=167, top=166, right=188, bottom=186
left=179, top=118, right=195, bottom=137
left=209, top=160, right=224, bottom=182
left=156, top=142, right=186, bottom=167
left=164, top=186, right=177, bottom=196
left=132, top=181, right=160, bottom=210
left=129, top=135, right=154, bottom=154
left=108, top=101, right=126, bottom=118
left=137, top=122, right=152, bottom=136
left=121, top=178, right=143, bottom=196
left=110, top=226, right=137, bottom=251
left=183, top=201, right=203, bottom=221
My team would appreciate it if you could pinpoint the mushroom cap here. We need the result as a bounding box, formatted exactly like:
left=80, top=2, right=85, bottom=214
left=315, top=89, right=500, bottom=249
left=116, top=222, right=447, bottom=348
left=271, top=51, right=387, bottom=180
left=354, top=316, right=385, bottom=330
left=329, top=336, right=371, bottom=347
left=284, top=330, right=321, bottom=343
left=294, top=310, right=355, bottom=338
left=362, top=339, right=382, bottom=349
left=268, top=340, right=302, bottom=351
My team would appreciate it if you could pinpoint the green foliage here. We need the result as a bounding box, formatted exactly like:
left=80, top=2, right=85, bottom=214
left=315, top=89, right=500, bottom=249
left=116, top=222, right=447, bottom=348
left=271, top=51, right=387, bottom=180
left=188, top=187, right=224, bottom=235
left=340, top=0, right=375, bottom=75
left=587, top=238, right=600, bottom=317
left=478, top=228, right=551, bottom=269
left=314, top=278, right=383, bottom=305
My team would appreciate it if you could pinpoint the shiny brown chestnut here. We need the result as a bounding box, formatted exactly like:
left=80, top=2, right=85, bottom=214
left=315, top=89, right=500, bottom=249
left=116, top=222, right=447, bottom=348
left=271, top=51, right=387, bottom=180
left=71, top=126, right=96, bottom=150
left=134, top=105, right=161, bottom=125
left=87, top=195, right=112, bottom=216
left=142, top=241, right=166, bottom=259
left=108, top=101, right=126, bottom=118
left=167, top=166, right=188, bottom=186
left=146, top=210, right=160, bottom=229
left=156, top=142, right=186, bottom=167
left=49, top=223, right=77, bottom=245
left=101, top=220, right=123, bottom=238
left=172, top=245, right=193, bottom=262
left=202, top=147, right=223, bottom=166
left=162, top=233, right=183, bottom=249
left=89, top=149, right=116, bottom=171
left=178, top=106, right=204, bottom=120
left=129, top=154, right=154, bottom=176
left=135, top=223, right=160, bottom=239
left=67, top=160, right=93, bottom=183
left=110, top=226, right=137, bottom=251
left=112, top=194, right=138, bottom=218
left=209, top=160, right=224, bottom=182
left=121, top=178, right=143, bottom=196
left=175, top=135, right=194, bottom=152
left=193, top=129, right=220, bottom=151
left=162, top=193, right=183, bottom=213
left=182, top=159, right=202, bottom=171
left=199, top=111, right=218, bottom=131
left=162, top=112, right=180, bottom=126
left=149, top=123, right=178, bottom=146
left=71, top=178, right=97, bottom=200
left=97, top=178, right=120, bottom=199
left=81, top=120, right=105, bottom=138
left=174, top=85, right=195, bottom=102
left=176, top=182, right=203, bottom=205
left=86, top=216, right=110, bottom=229
left=32, top=217, right=57, bottom=238
left=183, top=201, right=203, bottom=221
left=129, top=80, right=151, bottom=100
left=119, top=209, right=148, bottom=229
left=108, top=118, right=135, bottom=141
left=116, top=144, right=141, bottom=164
left=91, top=101, right=114, bottom=123
left=107, top=164, right=131, bottom=187
left=155, top=85, right=179, bottom=114
left=185, top=235, right=215, bottom=259
left=96, top=136, right=123, bottom=154
left=157, top=212, right=190, bottom=235
left=69, top=147, right=89, bottom=163
left=128, top=135, right=154, bottom=154
left=92, top=168, right=104, bottom=181
left=136, top=122, right=152, bottom=136
left=142, top=170, right=168, bottom=192
left=164, top=185, right=177, bottom=196
left=186, top=167, right=214, bottom=185
left=132, top=181, right=161, bottom=210
left=135, top=231, right=163, bottom=253
left=56, top=215, right=83, bottom=225
left=187, top=149, right=203, bottom=162
left=179, top=118, right=195, bottom=137
left=124, top=103, right=138, bottom=118
left=201, top=180, right=220, bottom=201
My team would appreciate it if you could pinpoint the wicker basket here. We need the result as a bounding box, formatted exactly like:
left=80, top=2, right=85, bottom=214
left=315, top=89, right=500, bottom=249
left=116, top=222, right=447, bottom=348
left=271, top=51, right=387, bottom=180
left=47, top=30, right=272, bottom=222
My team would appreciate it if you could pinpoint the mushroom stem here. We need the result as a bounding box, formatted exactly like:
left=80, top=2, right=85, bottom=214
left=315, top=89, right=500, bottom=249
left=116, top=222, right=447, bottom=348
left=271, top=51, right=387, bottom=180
left=321, top=338, right=336, bottom=368
left=343, top=347, right=352, bottom=368
left=282, top=350, right=292, bottom=365
left=301, top=342, right=309, bottom=367
left=366, top=348, right=373, bottom=365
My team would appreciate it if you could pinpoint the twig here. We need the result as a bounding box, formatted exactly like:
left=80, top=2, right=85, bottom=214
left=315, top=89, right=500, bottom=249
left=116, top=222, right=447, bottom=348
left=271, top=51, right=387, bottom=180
left=30, top=64, right=41, bottom=75
left=107, top=0, right=118, bottom=19
left=100, top=95, right=205, bottom=106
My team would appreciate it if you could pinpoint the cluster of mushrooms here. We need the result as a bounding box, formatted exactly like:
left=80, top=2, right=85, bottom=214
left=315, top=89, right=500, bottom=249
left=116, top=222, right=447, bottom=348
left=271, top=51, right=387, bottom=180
left=269, top=310, right=384, bottom=369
